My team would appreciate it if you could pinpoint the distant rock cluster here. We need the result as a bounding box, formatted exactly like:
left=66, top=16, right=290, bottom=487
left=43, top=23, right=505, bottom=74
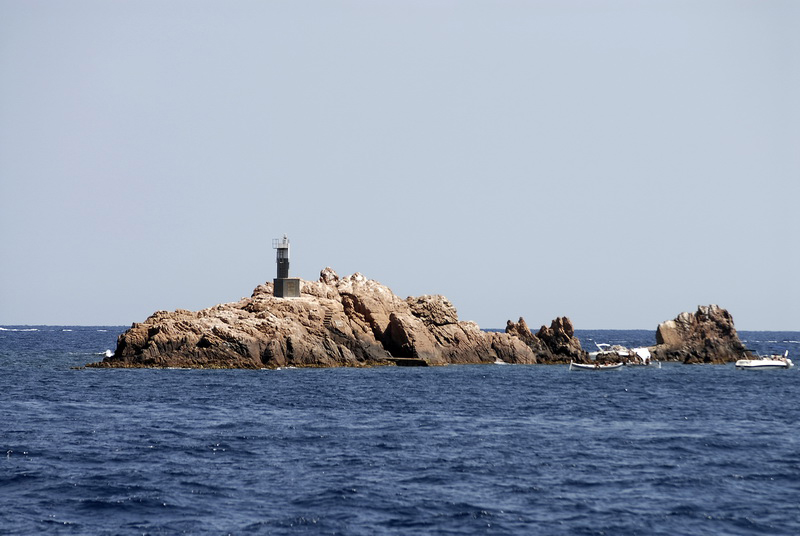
left=505, top=317, right=587, bottom=364
left=650, top=304, right=748, bottom=364
left=89, top=269, right=747, bottom=369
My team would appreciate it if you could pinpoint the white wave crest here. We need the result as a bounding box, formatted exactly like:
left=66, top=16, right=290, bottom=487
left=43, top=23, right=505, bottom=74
left=0, top=327, right=39, bottom=332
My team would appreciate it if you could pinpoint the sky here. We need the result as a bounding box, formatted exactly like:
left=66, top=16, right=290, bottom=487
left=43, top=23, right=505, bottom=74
left=1, top=0, right=798, bottom=330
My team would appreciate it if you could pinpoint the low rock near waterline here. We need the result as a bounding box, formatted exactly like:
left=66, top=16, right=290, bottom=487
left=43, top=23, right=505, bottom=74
left=650, top=304, right=748, bottom=364
left=89, top=268, right=541, bottom=369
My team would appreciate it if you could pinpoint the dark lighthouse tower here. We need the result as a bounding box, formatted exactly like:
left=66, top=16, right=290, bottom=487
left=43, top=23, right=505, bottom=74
left=272, top=235, right=300, bottom=297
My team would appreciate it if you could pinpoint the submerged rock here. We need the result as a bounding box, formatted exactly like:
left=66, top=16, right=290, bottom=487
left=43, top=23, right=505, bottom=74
left=650, top=304, right=748, bottom=364
left=89, top=268, right=539, bottom=369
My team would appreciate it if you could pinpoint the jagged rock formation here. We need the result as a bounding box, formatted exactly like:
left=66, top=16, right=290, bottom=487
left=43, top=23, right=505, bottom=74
left=504, top=316, right=587, bottom=363
left=89, top=268, right=539, bottom=369
left=650, top=304, right=748, bottom=364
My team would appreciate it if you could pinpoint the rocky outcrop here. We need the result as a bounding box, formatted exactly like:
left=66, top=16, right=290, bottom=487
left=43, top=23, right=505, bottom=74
left=89, top=268, right=540, bottom=369
left=536, top=317, right=586, bottom=362
left=504, top=316, right=588, bottom=363
left=650, top=304, right=748, bottom=364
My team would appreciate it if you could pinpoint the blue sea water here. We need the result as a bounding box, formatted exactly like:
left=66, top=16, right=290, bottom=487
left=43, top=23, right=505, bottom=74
left=2, top=326, right=800, bottom=535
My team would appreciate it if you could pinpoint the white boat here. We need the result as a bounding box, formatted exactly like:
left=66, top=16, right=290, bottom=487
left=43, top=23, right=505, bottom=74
left=569, top=361, right=623, bottom=371
left=735, top=351, right=794, bottom=370
left=588, top=343, right=625, bottom=361
left=625, top=348, right=661, bottom=368
left=589, top=343, right=659, bottom=367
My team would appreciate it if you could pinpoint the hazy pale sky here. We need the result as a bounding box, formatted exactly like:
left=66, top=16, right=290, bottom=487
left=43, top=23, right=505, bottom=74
left=1, top=0, right=798, bottom=330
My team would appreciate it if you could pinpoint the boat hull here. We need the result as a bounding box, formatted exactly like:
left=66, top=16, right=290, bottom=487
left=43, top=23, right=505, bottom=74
left=735, top=359, right=793, bottom=370
left=569, top=362, right=623, bottom=371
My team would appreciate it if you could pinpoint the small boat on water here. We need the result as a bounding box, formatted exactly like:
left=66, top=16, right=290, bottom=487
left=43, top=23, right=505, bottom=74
left=735, top=351, right=794, bottom=370
left=569, top=361, right=623, bottom=371
left=588, top=343, right=626, bottom=361
left=589, top=343, right=660, bottom=367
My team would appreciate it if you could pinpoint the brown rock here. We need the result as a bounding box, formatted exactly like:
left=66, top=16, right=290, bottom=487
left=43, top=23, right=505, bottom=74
left=406, top=295, right=459, bottom=326
left=319, top=266, right=339, bottom=285
left=89, top=269, right=529, bottom=369
left=490, top=332, right=538, bottom=364
left=386, top=312, right=440, bottom=362
left=536, top=317, right=585, bottom=360
left=505, top=316, right=587, bottom=363
left=651, top=304, right=747, bottom=364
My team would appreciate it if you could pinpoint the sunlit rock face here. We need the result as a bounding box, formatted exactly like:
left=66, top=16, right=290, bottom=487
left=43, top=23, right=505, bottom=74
left=90, top=268, right=538, bottom=369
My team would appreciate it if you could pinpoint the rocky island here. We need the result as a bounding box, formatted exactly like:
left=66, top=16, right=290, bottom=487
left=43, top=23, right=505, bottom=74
left=89, top=235, right=749, bottom=369
left=88, top=266, right=748, bottom=370
left=90, top=268, right=588, bottom=369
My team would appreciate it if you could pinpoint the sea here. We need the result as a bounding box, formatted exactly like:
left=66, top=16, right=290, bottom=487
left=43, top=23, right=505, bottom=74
left=2, top=326, right=799, bottom=536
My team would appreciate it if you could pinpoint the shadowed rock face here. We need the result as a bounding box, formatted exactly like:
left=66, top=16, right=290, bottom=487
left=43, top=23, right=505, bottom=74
left=504, top=317, right=587, bottom=364
left=651, top=304, right=747, bottom=364
left=90, top=268, right=540, bottom=369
